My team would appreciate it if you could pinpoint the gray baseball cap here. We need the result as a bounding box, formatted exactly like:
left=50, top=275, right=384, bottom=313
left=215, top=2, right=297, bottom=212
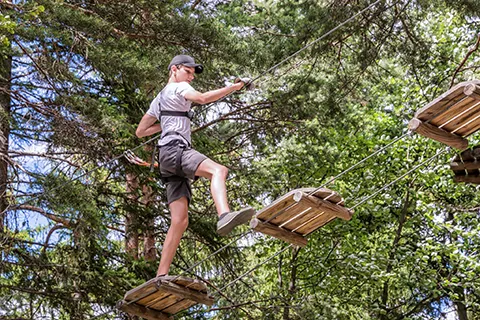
left=168, top=55, right=203, bottom=74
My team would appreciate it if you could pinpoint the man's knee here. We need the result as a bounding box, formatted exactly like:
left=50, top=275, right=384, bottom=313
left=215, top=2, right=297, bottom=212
left=215, top=165, right=228, bottom=179
left=169, top=197, right=189, bottom=231
left=171, top=214, right=189, bottom=231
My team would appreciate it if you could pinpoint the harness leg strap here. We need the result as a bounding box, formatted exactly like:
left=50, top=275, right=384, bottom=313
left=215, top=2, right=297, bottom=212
left=175, top=144, right=187, bottom=177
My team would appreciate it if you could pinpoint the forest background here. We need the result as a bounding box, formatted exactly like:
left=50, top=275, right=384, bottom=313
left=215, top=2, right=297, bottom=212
left=1, top=0, right=480, bottom=319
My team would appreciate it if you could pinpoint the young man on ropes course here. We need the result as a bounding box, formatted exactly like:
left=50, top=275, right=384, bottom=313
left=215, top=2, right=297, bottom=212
left=135, top=55, right=255, bottom=277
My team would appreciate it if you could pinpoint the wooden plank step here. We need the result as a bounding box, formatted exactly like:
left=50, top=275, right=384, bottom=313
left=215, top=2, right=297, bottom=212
left=457, top=116, right=480, bottom=137
left=450, top=145, right=480, bottom=184
left=410, top=80, right=480, bottom=149
left=450, top=160, right=480, bottom=171
left=256, top=188, right=343, bottom=221
left=415, top=81, right=480, bottom=122
left=118, top=276, right=214, bottom=318
left=251, top=188, right=353, bottom=246
left=436, top=97, right=480, bottom=132
left=453, top=175, right=480, bottom=184
left=117, top=300, right=172, bottom=320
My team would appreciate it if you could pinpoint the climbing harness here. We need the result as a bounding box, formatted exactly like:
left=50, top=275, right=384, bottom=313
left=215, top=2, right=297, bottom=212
left=155, top=96, right=194, bottom=183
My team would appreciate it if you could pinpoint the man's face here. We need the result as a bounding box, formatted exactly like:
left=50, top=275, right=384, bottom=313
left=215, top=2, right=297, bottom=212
left=173, top=65, right=195, bottom=83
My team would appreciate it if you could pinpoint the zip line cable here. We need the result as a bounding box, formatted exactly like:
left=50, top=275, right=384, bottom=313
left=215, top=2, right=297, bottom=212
left=350, top=147, right=449, bottom=210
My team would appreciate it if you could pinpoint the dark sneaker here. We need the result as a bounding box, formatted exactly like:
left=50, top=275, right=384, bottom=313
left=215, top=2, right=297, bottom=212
left=217, top=207, right=255, bottom=236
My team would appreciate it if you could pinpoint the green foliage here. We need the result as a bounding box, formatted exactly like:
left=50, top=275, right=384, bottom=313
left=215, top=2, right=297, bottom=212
left=3, top=0, right=480, bottom=319
left=0, top=14, right=15, bottom=56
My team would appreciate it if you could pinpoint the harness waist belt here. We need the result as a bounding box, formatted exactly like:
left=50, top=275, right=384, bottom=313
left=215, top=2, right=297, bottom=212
left=160, top=131, right=190, bottom=147
left=160, top=110, right=194, bottom=119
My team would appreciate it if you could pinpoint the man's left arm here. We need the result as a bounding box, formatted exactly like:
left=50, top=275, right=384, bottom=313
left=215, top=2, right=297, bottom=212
left=136, top=114, right=161, bottom=138
left=183, top=82, right=244, bottom=105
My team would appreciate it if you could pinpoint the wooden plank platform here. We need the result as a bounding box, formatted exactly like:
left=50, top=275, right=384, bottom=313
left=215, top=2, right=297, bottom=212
left=117, top=276, right=214, bottom=320
left=408, top=80, right=480, bottom=150
left=450, top=145, right=480, bottom=184
left=250, top=188, right=353, bottom=247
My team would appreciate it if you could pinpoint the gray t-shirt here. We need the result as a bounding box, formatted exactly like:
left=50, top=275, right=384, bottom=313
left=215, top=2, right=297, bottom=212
left=147, top=82, right=195, bottom=146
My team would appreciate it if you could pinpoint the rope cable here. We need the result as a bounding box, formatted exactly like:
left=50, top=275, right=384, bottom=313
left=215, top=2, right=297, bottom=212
left=350, top=147, right=449, bottom=210
left=264, top=131, right=411, bottom=224
left=199, top=0, right=382, bottom=114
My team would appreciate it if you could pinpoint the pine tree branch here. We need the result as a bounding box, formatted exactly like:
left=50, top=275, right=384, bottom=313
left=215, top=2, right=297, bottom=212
left=0, top=0, right=17, bottom=10
left=450, top=33, right=480, bottom=88
left=192, top=0, right=201, bottom=10
left=0, top=284, right=75, bottom=301
left=13, top=204, right=74, bottom=227
left=60, top=2, right=183, bottom=45
left=9, top=151, right=81, bottom=168
left=42, top=224, right=67, bottom=253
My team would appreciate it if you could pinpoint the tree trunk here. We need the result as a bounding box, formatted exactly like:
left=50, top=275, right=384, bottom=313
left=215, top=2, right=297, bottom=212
left=141, top=184, right=156, bottom=261
left=126, top=172, right=139, bottom=259
left=283, top=246, right=300, bottom=320
left=379, top=188, right=411, bottom=320
left=0, top=45, right=12, bottom=233
left=454, top=289, right=468, bottom=320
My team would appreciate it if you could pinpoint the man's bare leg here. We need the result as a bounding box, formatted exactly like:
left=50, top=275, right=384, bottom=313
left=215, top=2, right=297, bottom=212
left=195, top=158, right=229, bottom=216
left=195, top=158, right=254, bottom=236
left=157, top=196, right=189, bottom=276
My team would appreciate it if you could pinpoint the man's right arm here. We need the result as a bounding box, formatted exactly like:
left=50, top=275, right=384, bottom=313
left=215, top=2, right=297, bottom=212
left=184, top=82, right=244, bottom=105
left=136, top=114, right=161, bottom=138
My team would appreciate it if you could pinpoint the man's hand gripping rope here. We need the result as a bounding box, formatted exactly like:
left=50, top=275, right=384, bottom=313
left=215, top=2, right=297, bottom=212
left=234, top=77, right=255, bottom=91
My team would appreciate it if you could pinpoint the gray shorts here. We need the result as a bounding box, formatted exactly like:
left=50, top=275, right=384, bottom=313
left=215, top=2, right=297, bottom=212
left=159, top=141, right=207, bottom=204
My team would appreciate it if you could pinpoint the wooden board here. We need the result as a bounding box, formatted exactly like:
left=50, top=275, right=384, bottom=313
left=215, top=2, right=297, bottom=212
left=410, top=80, right=480, bottom=149
left=408, top=118, right=468, bottom=150
left=450, top=145, right=480, bottom=184
left=453, top=175, right=480, bottom=183
left=437, top=97, right=480, bottom=132
left=251, top=188, right=353, bottom=246
left=415, top=80, right=480, bottom=122
left=118, top=276, right=214, bottom=319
